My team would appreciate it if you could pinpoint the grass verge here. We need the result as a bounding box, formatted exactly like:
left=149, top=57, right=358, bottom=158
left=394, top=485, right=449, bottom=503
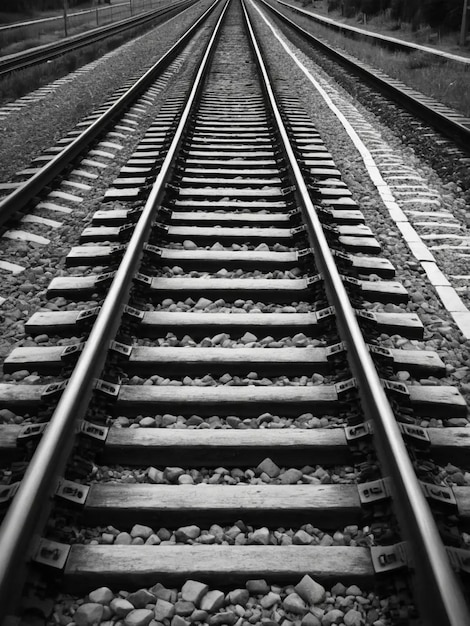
left=287, top=6, right=470, bottom=118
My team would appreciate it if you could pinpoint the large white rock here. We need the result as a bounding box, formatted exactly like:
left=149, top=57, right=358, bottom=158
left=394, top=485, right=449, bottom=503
left=74, top=603, right=104, bottom=626
left=283, top=593, right=307, bottom=616
left=88, top=587, right=114, bottom=605
left=124, top=609, right=154, bottom=626
left=181, top=580, right=209, bottom=605
left=200, top=590, right=225, bottom=612
left=295, top=575, right=326, bottom=605
left=110, top=598, right=134, bottom=617
left=154, top=599, right=176, bottom=621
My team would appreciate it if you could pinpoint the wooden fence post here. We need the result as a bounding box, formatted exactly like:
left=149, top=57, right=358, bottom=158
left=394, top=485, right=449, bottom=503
left=63, top=0, right=69, bottom=37
left=460, top=0, right=469, bottom=46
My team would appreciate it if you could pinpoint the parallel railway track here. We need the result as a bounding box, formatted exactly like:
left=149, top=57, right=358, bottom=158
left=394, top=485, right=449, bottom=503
left=258, top=0, right=470, bottom=152
left=0, top=0, right=469, bottom=624
left=275, top=0, right=470, bottom=64
left=0, top=0, right=218, bottom=225
left=0, top=0, right=196, bottom=79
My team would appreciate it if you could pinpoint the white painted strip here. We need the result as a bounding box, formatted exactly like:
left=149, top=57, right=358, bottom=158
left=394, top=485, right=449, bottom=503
left=421, top=262, right=451, bottom=287
left=0, top=260, right=25, bottom=274
left=386, top=203, right=408, bottom=222
left=3, top=230, right=50, bottom=245
left=396, top=222, right=421, bottom=242
left=433, top=286, right=470, bottom=312
left=450, top=312, right=470, bottom=336
left=407, top=240, right=436, bottom=262
left=252, top=0, right=470, bottom=337
left=21, top=214, right=62, bottom=228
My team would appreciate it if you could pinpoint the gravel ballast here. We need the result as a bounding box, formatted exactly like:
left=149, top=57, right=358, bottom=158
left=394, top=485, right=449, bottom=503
left=246, top=0, right=470, bottom=411
left=0, top=0, right=216, bottom=182
left=49, top=577, right=398, bottom=626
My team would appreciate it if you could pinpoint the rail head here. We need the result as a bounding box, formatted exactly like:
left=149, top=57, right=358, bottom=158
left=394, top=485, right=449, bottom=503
left=0, top=0, right=228, bottom=620
left=242, top=0, right=470, bottom=624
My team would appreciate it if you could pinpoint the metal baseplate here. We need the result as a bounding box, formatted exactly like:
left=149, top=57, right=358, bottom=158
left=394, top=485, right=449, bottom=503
left=371, top=542, right=410, bottom=574
left=55, top=478, right=89, bottom=506
left=33, top=539, right=70, bottom=570
left=358, top=477, right=392, bottom=505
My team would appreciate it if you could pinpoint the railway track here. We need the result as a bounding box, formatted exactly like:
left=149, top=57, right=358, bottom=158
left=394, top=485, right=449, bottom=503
left=0, top=0, right=218, bottom=225
left=258, top=0, right=470, bottom=152
left=0, top=0, right=470, bottom=624
left=274, top=0, right=470, bottom=65
left=0, top=0, right=196, bottom=79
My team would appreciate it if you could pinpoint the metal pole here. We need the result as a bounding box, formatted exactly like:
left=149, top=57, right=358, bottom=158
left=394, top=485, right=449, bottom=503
left=130, top=0, right=133, bottom=16
left=460, top=0, right=468, bottom=46
left=63, top=0, right=68, bottom=37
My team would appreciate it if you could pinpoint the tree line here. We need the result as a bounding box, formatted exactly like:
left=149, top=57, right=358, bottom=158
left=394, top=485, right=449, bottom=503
left=326, top=0, right=465, bottom=33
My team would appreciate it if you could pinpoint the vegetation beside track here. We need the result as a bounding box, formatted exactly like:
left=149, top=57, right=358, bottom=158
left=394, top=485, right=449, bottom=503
left=0, top=23, right=144, bottom=104
left=0, top=1, right=164, bottom=56
left=1, top=0, right=107, bottom=19
left=277, top=0, right=470, bottom=117
left=299, top=0, right=469, bottom=44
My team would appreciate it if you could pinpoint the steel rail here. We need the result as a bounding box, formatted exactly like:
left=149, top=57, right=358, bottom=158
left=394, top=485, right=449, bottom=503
left=0, top=0, right=228, bottom=620
left=0, top=0, right=193, bottom=77
left=275, top=0, right=470, bottom=65
left=256, top=0, right=470, bottom=152
left=242, top=0, right=470, bottom=624
left=0, top=0, right=219, bottom=227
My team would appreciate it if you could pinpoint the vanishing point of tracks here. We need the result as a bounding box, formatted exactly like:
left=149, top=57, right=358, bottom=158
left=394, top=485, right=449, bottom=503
left=0, top=1, right=470, bottom=625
